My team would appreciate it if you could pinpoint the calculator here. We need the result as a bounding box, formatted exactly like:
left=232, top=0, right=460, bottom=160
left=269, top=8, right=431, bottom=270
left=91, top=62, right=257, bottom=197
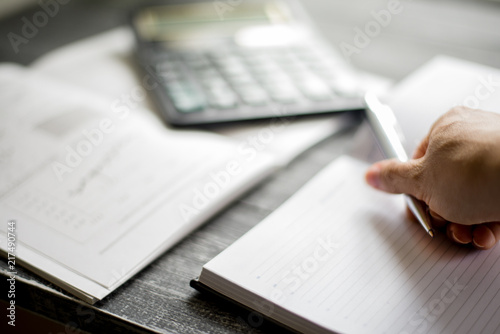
left=131, top=0, right=364, bottom=126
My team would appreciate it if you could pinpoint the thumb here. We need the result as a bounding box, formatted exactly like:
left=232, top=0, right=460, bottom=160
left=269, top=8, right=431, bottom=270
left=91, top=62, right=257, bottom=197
left=365, top=158, right=422, bottom=195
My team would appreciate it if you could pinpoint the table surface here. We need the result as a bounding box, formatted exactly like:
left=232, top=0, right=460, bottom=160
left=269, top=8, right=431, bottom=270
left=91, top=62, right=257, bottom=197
left=1, top=0, right=500, bottom=333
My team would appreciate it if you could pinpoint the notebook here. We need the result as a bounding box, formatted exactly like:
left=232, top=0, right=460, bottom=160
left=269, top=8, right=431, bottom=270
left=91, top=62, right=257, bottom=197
left=192, top=56, right=500, bottom=333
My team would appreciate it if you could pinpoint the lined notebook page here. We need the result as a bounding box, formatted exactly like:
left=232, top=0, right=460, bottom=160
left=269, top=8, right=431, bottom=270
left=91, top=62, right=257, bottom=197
left=203, top=156, right=500, bottom=334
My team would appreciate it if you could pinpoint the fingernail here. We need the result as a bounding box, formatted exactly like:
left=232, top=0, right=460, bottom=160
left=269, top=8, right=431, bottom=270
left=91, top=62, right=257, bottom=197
left=472, top=226, right=494, bottom=250
left=450, top=230, right=470, bottom=245
left=473, top=238, right=486, bottom=249
left=366, top=164, right=382, bottom=189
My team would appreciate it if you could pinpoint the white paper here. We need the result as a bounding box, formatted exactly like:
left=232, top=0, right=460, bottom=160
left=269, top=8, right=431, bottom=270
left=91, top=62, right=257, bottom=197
left=202, top=156, right=500, bottom=334
left=0, top=64, right=277, bottom=303
left=351, top=56, right=500, bottom=165
left=387, top=56, right=500, bottom=155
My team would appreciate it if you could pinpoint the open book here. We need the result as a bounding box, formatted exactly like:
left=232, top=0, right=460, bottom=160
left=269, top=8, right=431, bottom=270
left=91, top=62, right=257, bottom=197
left=192, top=57, right=500, bottom=333
left=0, top=64, right=277, bottom=303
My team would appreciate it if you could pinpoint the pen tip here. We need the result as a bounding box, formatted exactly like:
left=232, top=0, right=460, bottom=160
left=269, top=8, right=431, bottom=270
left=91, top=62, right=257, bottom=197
left=428, top=230, right=434, bottom=238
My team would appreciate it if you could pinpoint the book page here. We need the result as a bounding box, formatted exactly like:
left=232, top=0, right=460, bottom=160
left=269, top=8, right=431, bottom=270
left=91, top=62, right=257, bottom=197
left=0, top=64, right=277, bottom=302
left=203, top=156, right=500, bottom=334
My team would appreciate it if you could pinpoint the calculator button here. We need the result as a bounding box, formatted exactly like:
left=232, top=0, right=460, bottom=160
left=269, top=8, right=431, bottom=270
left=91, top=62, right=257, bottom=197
left=282, top=65, right=308, bottom=77
left=184, top=55, right=211, bottom=69
left=165, top=81, right=207, bottom=113
left=165, top=81, right=185, bottom=94
left=219, top=63, right=248, bottom=77
left=170, top=94, right=205, bottom=113
left=208, top=94, right=238, bottom=109
left=206, top=85, right=239, bottom=109
left=206, top=51, right=230, bottom=61
left=207, top=84, right=232, bottom=96
left=237, top=87, right=268, bottom=106
left=196, top=68, right=220, bottom=80
left=262, top=80, right=295, bottom=91
left=268, top=87, right=300, bottom=104
left=269, top=93, right=298, bottom=104
left=212, top=57, right=240, bottom=68
left=242, top=54, right=270, bottom=67
left=291, top=47, right=321, bottom=60
left=156, top=60, right=177, bottom=72
left=227, top=74, right=256, bottom=86
left=156, top=62, right=182, bottom=80
left=287, top=67, right=314, bottom=80
left=308, top=63, right=337, bottom=75
left=157, top=70, right=181, bottom=82
left=249, top=63, right=280, bottom=75
left=297, top=78, right=332, bottom=101
left=278, top=56, right=302, bottom=67
left=328, top=74, right=360, bottom=97
left=256, top=73, right=291, bottom=86
left=332, top=83, right=359, bottom=97
left=201, top=77, right=229, bottom=90
left=241, top=95, right=268, bottom=106
left=165, top=80, right=202, bottom=93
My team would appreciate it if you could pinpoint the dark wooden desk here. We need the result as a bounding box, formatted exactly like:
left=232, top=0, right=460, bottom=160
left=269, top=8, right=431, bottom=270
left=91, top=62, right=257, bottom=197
left=1, top=0, right=500, bottom=333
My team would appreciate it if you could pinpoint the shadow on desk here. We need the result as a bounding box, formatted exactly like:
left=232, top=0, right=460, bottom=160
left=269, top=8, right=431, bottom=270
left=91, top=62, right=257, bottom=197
left=188, top=285, right=293, bottom=334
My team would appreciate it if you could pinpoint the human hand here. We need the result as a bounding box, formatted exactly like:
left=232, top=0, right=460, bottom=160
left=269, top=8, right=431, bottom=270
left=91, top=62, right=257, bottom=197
left=365, top=107, right=500, bottom=249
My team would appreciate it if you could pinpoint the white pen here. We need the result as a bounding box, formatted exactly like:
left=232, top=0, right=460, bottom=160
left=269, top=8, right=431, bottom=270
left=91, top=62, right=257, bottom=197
left=364, top=92, right=434, bottom=238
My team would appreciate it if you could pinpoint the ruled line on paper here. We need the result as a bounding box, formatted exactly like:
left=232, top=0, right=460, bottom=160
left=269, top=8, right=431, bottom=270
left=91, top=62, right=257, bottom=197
left=339, top=223, right=427, bottom=320
left=263, top=206, right=347, bottom=284
left=317, top=220, right=401, bottom=309
left=439, top=250, right=500, bottom=334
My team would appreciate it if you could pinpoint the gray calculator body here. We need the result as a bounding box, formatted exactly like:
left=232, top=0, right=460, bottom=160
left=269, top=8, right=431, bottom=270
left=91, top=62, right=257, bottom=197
left=131, top=0, right=364, bottom=126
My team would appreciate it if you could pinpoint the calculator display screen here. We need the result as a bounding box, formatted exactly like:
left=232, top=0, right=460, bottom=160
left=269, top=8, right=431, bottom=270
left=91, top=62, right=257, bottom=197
left=134, top=1, right=294, bottom=43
